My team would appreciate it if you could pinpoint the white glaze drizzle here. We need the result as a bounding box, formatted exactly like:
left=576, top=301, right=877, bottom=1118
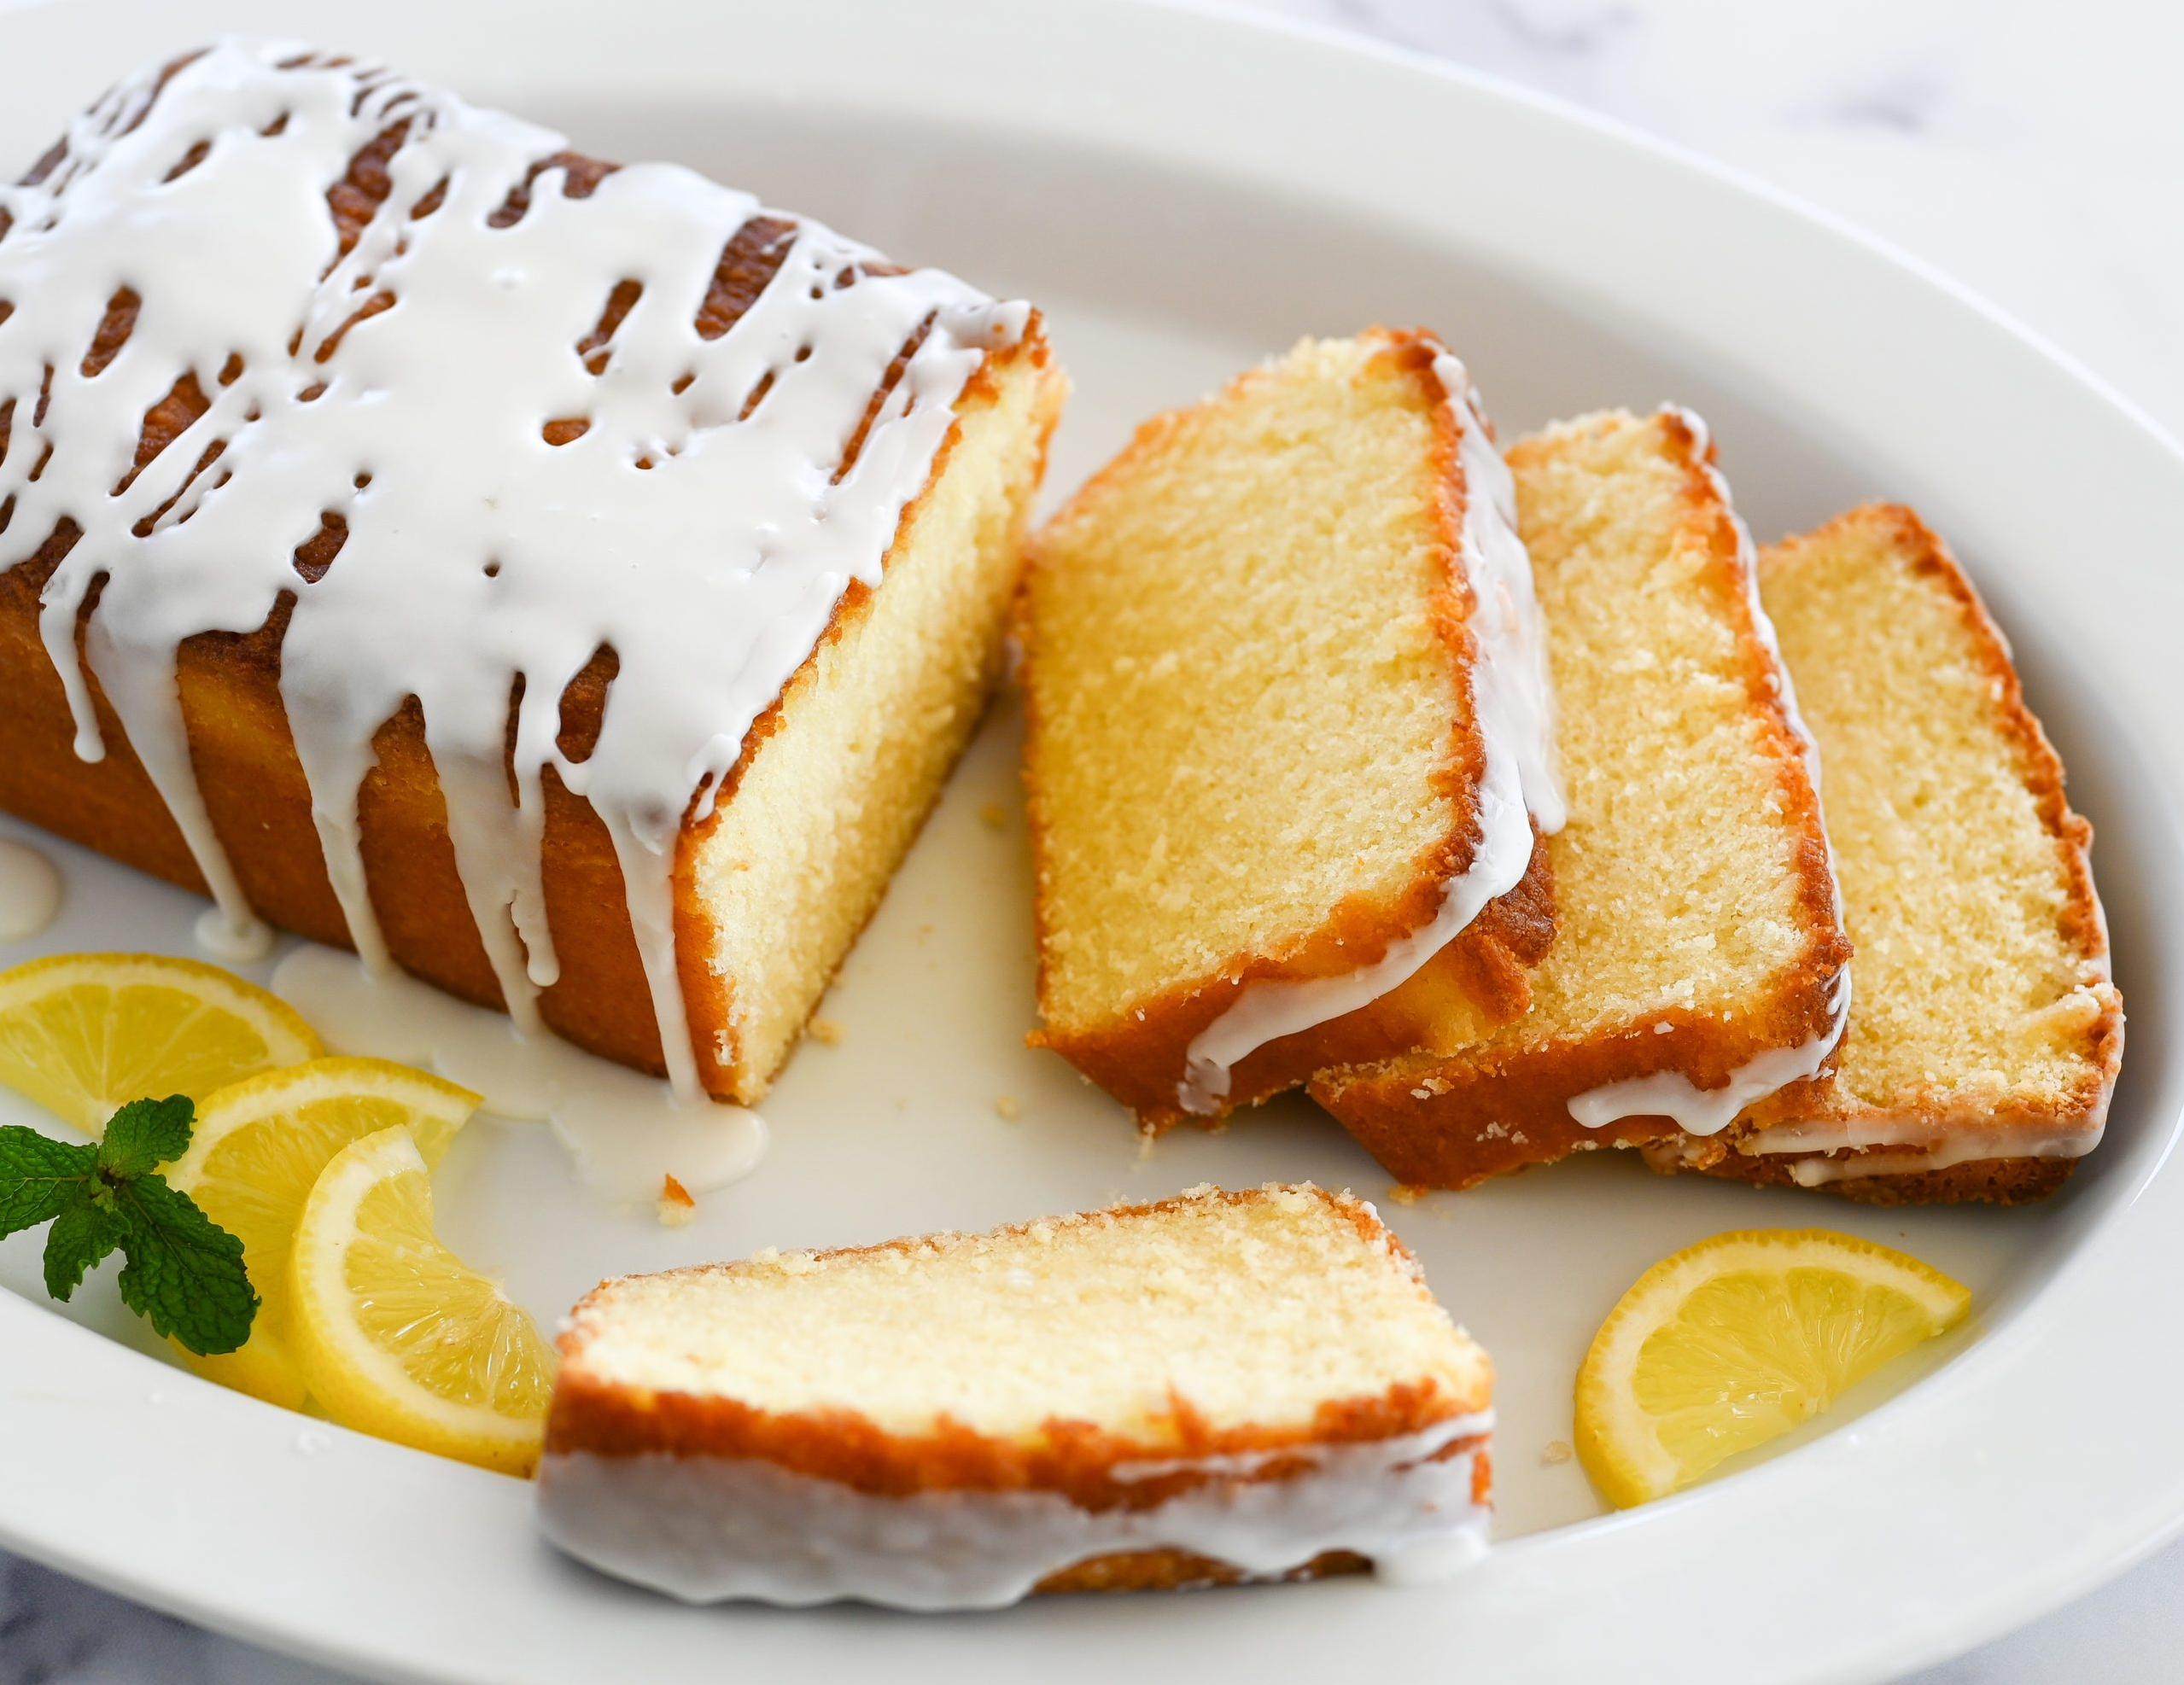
left=192, top=902, right=274, bottom=964
left=1639, top=1111, right=2104, bottom=1184
left=2, top=40, right=1025, bottom=1098
left=1720, top=1003, right=2117, bottom=1182
left=271, top=942, right=764, bottom=1200
left=1563, top=406, right=1849, bottom=1136
left=1779, top=1130, right=2096, bottom=1186
left=535, top=1410, right=1492, bottom=1610
left=1177, top=354, right=1562, bottom=1114
left=0, top=836, right=62, bottom=941
left=1568, top=970, right=1850, bottom=1138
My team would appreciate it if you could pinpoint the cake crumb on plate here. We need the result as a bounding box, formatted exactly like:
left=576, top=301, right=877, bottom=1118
left=657, top=1175, right=697, bottom=1228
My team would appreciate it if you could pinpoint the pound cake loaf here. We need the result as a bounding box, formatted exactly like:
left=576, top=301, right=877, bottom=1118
left=537, top=1184, right=1493, bottom=1607
left=1021, top=332, right=1562, bottom=1131
left=0, top=40, right=1064, bottom=1102
left=1650, top=504, right=2123, bottom=1203
left=1314, top=410, right=1850, bottom=1187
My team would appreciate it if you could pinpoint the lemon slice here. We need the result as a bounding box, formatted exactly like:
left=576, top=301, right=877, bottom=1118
left=1575, top=1228, right=1971, bottom=1507
left=163, top=1058, right=481, bottom=1408
left=290, top=1126, right=554, bottom=1474
left=0, top=952, right=321, bottom=1135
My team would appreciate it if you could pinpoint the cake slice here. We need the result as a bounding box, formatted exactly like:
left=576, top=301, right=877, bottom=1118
left=1650, top=504, right=2123, bottom=1203
left=536, top=1184, right=1493, bottom=1607
left=1313, top=410, right=1850, bottom=1187
left=0, top=41, right=1064, bottom=1105
left=1020, top=332, right=1562, bottom=1131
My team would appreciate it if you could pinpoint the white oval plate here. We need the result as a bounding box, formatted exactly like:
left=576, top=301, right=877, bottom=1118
left=2, top=1, right=2181, bottom=1679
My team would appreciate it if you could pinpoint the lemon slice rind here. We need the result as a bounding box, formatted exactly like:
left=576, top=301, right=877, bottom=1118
left=1574, top=1227, right=1971, bottom=1509
left=164, top=1057, right=482, bottom=1404
left=289, top=1125, right=552, bottom=1475
left=0, top=951, right=321, bottom=1134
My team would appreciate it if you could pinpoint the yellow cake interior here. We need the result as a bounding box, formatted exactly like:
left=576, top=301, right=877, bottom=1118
left=1383, top=410, right=1825, bottom=1061
left=564, top=1186, right=1486, bottom=1443
left=695, top=352, right=1064, bottom=1096
left=1023, top=335, right=1478, bottom=1041
left=1749, top=508, right=2117, bottom=1128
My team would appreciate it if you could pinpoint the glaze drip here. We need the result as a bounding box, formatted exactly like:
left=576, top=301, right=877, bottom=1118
left=0, top=39, right=1026, bottom=1096
left=536, top=1412, right=1493, bottom=1609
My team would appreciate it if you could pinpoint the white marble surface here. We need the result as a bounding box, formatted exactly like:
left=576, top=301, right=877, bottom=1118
left=3, top=1, right=2180, bottom=1680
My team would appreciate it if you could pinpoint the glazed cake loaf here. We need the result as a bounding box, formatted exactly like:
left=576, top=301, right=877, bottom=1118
left=536, top=1184, right=1494, bottom=1606
left=1314, top=411, right=1851, bottom=1188
left=1020, top=332, right=1562, bottom=1131
left=1652, top=504, right=2123, bottom=1203
left=0, top=40, right=1064, bottom=1102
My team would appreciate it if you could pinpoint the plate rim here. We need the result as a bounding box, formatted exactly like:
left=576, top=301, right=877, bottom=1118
left=1, top=0, right=2181, bottom=1679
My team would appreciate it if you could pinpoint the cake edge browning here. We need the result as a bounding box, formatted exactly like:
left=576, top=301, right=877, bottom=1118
left=542, top=1184, right=1492, bottom=1595
left=1680, top=503, right=2123, bottom=1205
left=546, top=1183, right=1492, bottom=1499
left=1020, top=328, right=1556, bottom=1133
left=1649, top=1140, right=2077, bottom=1205
left=1311, top=409, right=1851, bottom=1189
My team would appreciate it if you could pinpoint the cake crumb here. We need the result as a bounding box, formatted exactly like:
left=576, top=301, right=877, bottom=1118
left=809, top=1017, right=845, bottom=1046
left=978, top=800, right=1009, bottom=830
left=994, top=1093, right=1023, bottom=1121
left=1384, top=1182, right=1427, bottom=1206
left=657, top=1174, right=697, bottom=1228
left=1541, top=1440, right=1573, bottom=1466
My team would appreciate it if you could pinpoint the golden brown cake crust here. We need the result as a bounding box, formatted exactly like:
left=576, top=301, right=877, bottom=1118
left=1312, top=411, right=1850, bottom=1189
left=547, top=1184, right=1491, bottom=1597
left=1021, top=328, right=1556, bottom=1132
left=1658, top=1138, right=2076, bottom=1205
left=0, top=100, right=1060, bottom=1103
left=1031, top=1546, right=1371, bottom=1595
left=1028, top=824, right=1556, bottom=1133
left=1670, top=503, right=2123, bottom=1204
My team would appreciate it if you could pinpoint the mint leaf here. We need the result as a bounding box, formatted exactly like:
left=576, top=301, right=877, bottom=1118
left=97, top=1094, right=196, bottom=1180
left=108, top=1175, right=257, bottom=1356
left=42, top=1198, right=124, bottom=1300
left=2, top=1103, right=255, bottom=1358
left=0, top=1124, right=95, bottom=1235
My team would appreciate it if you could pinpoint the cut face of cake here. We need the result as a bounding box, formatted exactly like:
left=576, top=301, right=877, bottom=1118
left=0, top=39, right=1065, bottom=1102
left=1020, top=331, right=1563, bottom=1131
left=536, top=1184, right=1493, bottom=1607
left=1650, top=504, right=2123, bottom=1203
left=1313, top=410, right=1851, bottom=1188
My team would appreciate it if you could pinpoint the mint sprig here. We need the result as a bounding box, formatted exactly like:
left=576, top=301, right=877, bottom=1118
left=0, top=1095, right=258, bottom=1356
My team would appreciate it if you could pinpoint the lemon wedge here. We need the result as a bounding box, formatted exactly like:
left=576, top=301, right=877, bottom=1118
left=0, top=951, right=320, bottom=1135
left=1574, top=1228, right=1971, bottom=1507
left=163, top=1058, right=481, bottom=1408
left=289, top=1126, right=554, bottom=1474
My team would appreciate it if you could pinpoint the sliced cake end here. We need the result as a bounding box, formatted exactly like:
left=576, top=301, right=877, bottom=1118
left=1313, top=409, right=1850, bottom=1188
left=1653, top=503, right=2122, bottom=1203
left=536, top=1183, right=1493, bottom=1606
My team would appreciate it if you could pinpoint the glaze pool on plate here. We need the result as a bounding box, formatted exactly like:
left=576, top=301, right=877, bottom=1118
left=0, top=0, right=2180, bottom=1681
